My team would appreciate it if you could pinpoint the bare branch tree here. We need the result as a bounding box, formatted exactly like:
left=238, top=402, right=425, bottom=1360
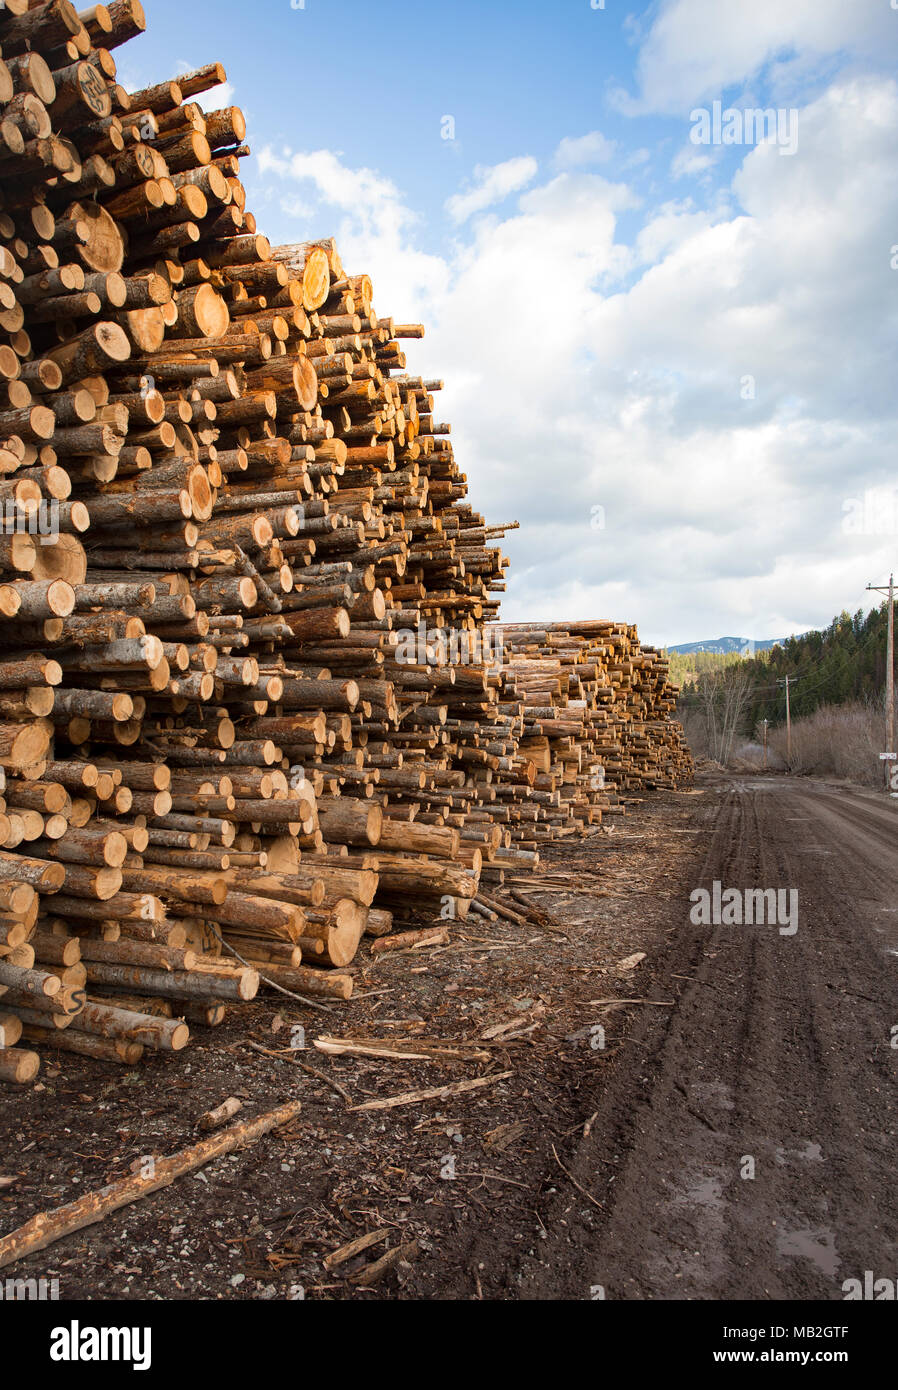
left=695, top=666, right=755, bottom=764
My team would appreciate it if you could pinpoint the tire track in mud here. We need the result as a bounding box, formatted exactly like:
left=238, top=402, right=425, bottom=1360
left=515, top=777, right=898, bottom=1300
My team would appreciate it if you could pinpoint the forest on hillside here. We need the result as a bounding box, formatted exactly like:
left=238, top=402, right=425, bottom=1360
left=675, top=606, right=890, bottom=721
left=673, top=604, right=893, bottom=776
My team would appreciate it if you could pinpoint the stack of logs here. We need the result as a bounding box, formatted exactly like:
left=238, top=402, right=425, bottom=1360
left=492, top=621, right=693, bottom=856
left=0, top=0, right=691, bottom=1083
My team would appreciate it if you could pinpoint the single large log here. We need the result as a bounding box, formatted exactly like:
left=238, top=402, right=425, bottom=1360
left=0, top=722, right=52, bottom=770
left=0, top=1046, right=40, bottom=1083
left=48, top=321, right=130, bottom=384
left=0, top=962, right=61, bottom=998
left=72, top=999, right=189, bottom=1051
left=376, top=819, right=460, bottom=858
left=0, top=1013, right=24, bottom=1048
left=316, top=797, right=382, bottom=846
left=0, top=853, right=66, bottom=891
left=271, top=243, right=331, bottom=310
left=197, top=890, right=305, bottom=937
left=373, top=854, right=479, bottom=899
left=22, top=1022, right=143, bottom=1064
left=294, top=898, right=365, bottom=967
left=54, top=203, right=124, bottom=273
left=250, top=960, right=353, bottom=1000
left=83, top=960, right=258, bottom=1001
left=174, top=283, right=230, bottom=339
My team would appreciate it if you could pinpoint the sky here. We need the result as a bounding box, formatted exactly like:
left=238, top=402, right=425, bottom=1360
left=124, top=1, right=898, bottom=646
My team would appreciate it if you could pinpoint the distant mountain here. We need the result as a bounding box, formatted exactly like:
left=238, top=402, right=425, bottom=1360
left=666, top=636, right=787, bottom=655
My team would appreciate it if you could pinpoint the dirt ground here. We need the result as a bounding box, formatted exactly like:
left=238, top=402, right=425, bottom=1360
left=2, top=772, right=896, bottom=1301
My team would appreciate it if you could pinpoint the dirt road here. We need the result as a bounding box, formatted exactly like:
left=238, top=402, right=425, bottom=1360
left=3, top=774, right=895, bottom=1302
left=513, top=775, right=898, bottom=1301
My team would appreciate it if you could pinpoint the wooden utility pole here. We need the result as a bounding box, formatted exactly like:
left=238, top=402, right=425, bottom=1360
left=890, top=574, right=895, bottom=763
left=866, top=574, right=895, bottom=790
left=761, top=718, right=768, bottom=769
left=776, top=675, right=794, bottom=764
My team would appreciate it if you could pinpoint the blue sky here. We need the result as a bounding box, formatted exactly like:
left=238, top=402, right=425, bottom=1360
left=126, top=2, right=898, bottom=646
left=127, top=2, right=642, bottom=229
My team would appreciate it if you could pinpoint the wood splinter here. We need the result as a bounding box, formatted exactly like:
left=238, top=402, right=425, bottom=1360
left=197, top=1095, right=242, bottom=1131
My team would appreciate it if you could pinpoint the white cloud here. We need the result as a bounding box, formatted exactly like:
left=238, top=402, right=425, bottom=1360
left=633, top=199, right=723, bottom=264
left=259, top=147, right=404, bottom=226
left=445, top=157, right=538, bottom=224
left=256, top=74, right=898, bottom=645
left=671, top=145, right=716, bottom=179
left=554, top=131, right=617, bottom=168
left=279, top=194, right=316, bottom=221
left=435, top=78, right=898, bottom=642
left=257, top=145, right=447, bottom=320
left=622, top=0, right=898, bottom=114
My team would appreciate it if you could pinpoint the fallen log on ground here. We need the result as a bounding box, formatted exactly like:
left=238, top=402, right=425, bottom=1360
left=0, top=1098, right=301, bottom=1270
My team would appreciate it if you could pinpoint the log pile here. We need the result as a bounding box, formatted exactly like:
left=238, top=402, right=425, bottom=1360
left=0, top=0, right=691, bottom=1081
left=493, top=621, right=694, bottom=847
